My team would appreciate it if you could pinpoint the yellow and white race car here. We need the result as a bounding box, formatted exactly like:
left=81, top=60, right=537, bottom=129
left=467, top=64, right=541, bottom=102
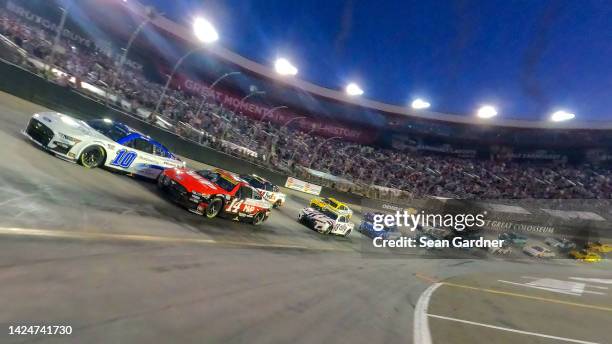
left=568, top=249, right=602, bottom=263
left=309, top=197, right=353, bottom=219
left=586, top=241, right=612, bottom=254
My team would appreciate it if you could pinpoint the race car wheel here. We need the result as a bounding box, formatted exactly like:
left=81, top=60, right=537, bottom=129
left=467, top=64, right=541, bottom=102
left=252, top=212, right=266, bottom=226
left=205, top=198, right=223, bottom=218
left=343, top=229, right=352, bottom=237
left=80, top=146, right=105, bottom=169
left=156, top=173, right=169, bottom=189
left=273, top=200, right=282, bottom=208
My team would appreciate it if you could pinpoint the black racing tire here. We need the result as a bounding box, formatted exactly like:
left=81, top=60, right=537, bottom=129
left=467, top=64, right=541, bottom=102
left=157, top=173, right=169, bottom=189
left=79, top=146, right=106, bottom=169
left=343, top=228, right=352, bottom=237
left=252, top=212, right=266, bottom=226
left=273, top=200, right=282, bottom=208
left=205, top=198, right=223, bottom=219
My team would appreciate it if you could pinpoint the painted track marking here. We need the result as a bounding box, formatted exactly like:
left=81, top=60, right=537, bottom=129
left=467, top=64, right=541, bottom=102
left=442, top=282, right=612, bottom=312
left=0, top=227, right=354, bottom=251
left=413, top=282, right=442, bottom=344
left=427, top=314, right=600, bottom=344
left=498, top=279, right=606, bottom=296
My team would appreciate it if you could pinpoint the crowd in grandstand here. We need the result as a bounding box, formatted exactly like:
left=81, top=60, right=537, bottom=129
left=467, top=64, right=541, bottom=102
left=2, top=10, right=611, bottom=200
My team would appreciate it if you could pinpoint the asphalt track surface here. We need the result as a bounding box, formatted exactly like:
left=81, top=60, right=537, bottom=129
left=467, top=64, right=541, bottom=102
left=0, top=90, right=610, bottom=344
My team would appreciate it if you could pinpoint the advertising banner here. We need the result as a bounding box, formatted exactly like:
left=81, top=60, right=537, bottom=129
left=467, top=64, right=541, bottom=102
left=285, top=177, right=322, bottom=195
left=171, top=73, right=378, bottom=144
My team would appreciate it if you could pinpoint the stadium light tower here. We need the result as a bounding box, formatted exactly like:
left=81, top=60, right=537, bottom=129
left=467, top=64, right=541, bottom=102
left=550, top=110, right=575, bottom=122
left=345, top=83, right=364, bottom=96
left=153, top=17, right=219, bottom=119
left=275, top=58, right=298, bottom=76
left=477, top=105, right=498, bottom=119
left=411, top=98, right=431, bottom=109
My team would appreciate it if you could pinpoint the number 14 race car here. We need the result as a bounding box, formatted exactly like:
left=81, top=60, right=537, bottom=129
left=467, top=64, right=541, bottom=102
left=23, top=112, right=184, bottom=179
left=158, top=168, right=271, bottom=225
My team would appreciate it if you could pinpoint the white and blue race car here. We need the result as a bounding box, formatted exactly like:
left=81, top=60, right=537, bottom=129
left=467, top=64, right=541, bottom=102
left=23, top=112, right=184, bottom=179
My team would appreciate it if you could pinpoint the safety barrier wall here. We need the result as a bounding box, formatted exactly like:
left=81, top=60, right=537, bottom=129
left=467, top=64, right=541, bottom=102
left=0, top=60, right=366, bottom=204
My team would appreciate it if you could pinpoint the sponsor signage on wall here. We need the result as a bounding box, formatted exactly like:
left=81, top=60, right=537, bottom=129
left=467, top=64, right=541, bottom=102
left=172, top=74, right=378, bottom=144
left=285, top=177, right=322, bottom=196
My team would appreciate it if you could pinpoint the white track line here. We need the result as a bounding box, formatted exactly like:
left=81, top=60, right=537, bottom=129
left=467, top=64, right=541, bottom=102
left=498, top=280, right=584, bottom=296
left=0, top=227, right=311, bottom=250
left=413, top=282, right=442, bottom=344
left=570, top=278, right=612, bottom=285
left=427, top=314, right=600, bottom=344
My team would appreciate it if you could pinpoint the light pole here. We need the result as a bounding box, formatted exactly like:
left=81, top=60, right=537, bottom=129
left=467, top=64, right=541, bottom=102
left=260, top=105, right=287, bottom=124
left=152, top=48, right=204, bottom=119
left=195, top=71, right=241, bottom=117
left=249, top=105, right=287, bottom=152
left=308, top=136, right=341, bottom=169
left=267, top=114, right=306, bottom=162
left=107, top=11, right=158, bottom=106
left=287, top=140, right=309, bottom=166
left=235, top=89, right=265, bottom=110
left=287, top=127, right=319, bottom=163
left=46, top=5, right=70, bottom=75
left=340, top=145, right=360, bottom=175
left=277, top=115, right=305, bottom=133
left=152, top=17, right=218, bottom=120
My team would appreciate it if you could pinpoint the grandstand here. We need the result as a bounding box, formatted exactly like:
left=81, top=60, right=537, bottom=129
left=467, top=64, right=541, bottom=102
left=1, top=0, right=611, bottom=199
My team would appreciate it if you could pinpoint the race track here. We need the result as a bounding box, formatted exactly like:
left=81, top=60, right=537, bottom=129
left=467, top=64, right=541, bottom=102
left=0, top=90, right=610, bottom=344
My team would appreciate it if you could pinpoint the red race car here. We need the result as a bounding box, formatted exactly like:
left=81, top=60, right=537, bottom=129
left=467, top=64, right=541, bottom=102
left=158, top=168, right=271, bottom=225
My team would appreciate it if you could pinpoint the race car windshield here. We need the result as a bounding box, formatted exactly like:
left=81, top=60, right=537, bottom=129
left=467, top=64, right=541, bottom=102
left=321, top=209, right=338, bottom=220
left=198, top=171, right=236, bottom=192
left=86, top=119, right=130, bottom=142
left=244, top=177, right=268, bottom=190
left=327, top=199, right=339, bottom=208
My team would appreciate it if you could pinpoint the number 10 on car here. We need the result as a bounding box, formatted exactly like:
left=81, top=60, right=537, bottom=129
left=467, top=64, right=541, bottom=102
left=110, top=149, right=137, bottom=168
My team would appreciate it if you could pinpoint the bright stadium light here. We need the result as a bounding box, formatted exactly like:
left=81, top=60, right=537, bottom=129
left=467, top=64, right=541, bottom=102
left=550, top=110, right=575, bottom=122
left=411, top=98, right=431, bottom=109
left=275, top=58, right=298, bottom=76
left=346, top=83, right=364, bottom=96
left=477, top=105, right=498, bottom=119
left=193, top=17, right=219, bottom=44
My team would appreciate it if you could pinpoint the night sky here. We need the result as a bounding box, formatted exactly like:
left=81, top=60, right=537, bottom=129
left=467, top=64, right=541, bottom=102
left=140, top=0, right=612, bottom=121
